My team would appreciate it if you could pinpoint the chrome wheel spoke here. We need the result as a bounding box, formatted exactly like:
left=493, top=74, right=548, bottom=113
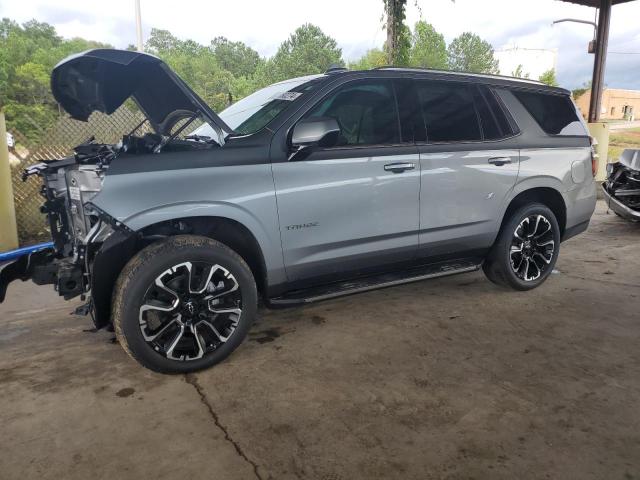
left=189, top=263, right=219, bottom=294
left=190, top=323, right=205, bottom=360
left=141, top=316, right=180, bottom=342
left=197, top=319, right=234, bottom=343
left=165, top=324, right=186, bottom=360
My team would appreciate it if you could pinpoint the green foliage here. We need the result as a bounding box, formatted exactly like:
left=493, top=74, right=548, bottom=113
left=270, top=23, right=343, bottom=82
left=409, top=21, right=447, bottom=69
left=0, top=18, right=111, bottom=140
left=538, top=68, right=558, bottom=86
left=349, top=49, right=387, bottom=70
left=211, top=36, right=262, bottom=78
left=511, top=64, right=529, bottom=79
left=447, top=32, right=499, bottom=74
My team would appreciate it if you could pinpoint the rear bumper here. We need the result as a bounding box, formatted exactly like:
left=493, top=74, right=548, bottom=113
left=601, top=183, right=640, bottom=221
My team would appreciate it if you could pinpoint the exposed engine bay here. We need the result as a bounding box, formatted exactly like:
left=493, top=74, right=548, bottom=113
left=5, top=130, right=218, bottom=320
left=0, top=48, right=236, bottom=329
left=603, top=149, right=640, bottom=222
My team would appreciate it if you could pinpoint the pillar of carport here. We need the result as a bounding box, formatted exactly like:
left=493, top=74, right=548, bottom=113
left=560, top=0, right=635, bottom=177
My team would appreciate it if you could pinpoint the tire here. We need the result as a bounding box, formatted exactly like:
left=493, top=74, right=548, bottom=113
left=112, top=235, right=257, bottom=374
left=483, top=203, right=561, bottom=291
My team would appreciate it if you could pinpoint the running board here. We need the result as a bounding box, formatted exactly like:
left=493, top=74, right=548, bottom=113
left=269, top=260, right=481, bottom=306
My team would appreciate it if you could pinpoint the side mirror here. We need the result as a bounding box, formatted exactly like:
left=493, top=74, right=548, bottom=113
left=291, top=117, right=340, bottom=149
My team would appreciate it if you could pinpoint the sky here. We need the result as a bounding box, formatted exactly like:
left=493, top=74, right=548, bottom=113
left=0, top=0, right=639, bottom=90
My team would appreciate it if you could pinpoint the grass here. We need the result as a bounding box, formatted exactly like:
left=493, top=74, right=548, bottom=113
left=608, top=127, right=640, bottom=162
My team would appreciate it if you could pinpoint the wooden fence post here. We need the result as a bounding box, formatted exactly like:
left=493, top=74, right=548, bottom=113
left=0, top=110, right=19, bottom=252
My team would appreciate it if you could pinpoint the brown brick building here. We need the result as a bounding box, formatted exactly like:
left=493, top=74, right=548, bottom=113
left=575, top=88, right=639, bottom=121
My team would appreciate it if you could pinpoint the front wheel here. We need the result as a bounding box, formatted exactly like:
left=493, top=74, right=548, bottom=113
left=112, top=235, right=257, bottom=373
left=483, top=203, right=561, bottom=291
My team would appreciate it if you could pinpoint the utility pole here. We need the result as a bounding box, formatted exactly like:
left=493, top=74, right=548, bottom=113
left=135, top=0, right=144, bottom=52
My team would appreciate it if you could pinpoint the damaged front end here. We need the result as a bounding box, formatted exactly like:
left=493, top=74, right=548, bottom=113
left=0, top=140, right=123, bottom=325
left=602, top=149, right=640, bottom=222
left=0, top=48, right=235, bottom=328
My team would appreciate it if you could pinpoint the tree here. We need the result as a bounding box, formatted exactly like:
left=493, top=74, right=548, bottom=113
left=409, top=21, right=447, bottom=69
left=538, top=68, right=558, bottom=87
left=383, top=0, right=408, bottom=65
left=270, top=24, right=343, bottom=82
left=447, top=32, right=499, bottom=74
left=145, top=28, right=182, bottom=54
left=349, top=48, right=387, bottom=70
left=511, top=64, right=529, bottom=79
left=211, top=37, right=262, bottom=78
left=0, top=19, right=110, bottom=140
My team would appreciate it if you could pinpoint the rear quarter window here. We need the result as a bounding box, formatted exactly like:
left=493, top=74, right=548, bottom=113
left=513, top=90, right=586, bottom=136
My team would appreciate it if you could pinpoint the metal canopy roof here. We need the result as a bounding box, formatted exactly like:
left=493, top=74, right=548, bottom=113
left=559, top=0, right=634, bottom=6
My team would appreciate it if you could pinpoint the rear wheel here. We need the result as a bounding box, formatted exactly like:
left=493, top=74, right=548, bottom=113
left=112, top=235, right=257, bottom=373
left=483, top=203, right=560, bottom=291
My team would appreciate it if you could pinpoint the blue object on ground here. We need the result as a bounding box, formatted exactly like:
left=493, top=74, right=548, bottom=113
left=0, top=242, right=54, bottom=263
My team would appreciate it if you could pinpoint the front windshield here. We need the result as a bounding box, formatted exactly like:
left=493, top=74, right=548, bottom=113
left=193, top=74, right=324, bottom=138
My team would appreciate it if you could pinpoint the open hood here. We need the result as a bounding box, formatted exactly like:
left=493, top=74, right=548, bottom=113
left=51, top=49, right=233, bottom=138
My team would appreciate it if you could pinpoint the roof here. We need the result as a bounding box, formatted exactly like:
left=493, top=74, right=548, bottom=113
left=374, top=66, right=547, bottom=86
left=342, top=66, right=571, bottom=95
left=559, top=0, right=635, bottom=7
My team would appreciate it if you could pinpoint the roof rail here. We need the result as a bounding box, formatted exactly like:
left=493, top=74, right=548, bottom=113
left=373, top=66, right=545, bottom=85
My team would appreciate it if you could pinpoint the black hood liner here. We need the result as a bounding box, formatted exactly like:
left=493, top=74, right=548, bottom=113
left=51, top=49, right=232, bottom=136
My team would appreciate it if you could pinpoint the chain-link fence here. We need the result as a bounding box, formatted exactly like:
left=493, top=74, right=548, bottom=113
left=8, top=106, right=149, bottom=245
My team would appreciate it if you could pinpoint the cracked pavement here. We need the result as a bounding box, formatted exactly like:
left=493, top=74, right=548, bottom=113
left=1, top=200, right=639, bottom=480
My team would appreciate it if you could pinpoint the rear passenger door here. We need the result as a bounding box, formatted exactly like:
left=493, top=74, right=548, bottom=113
left=271, top=78, right=421, bottom=283
left=415, top=80, right=520, bottom=259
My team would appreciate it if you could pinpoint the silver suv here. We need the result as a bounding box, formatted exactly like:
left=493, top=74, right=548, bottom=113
left=1, top=49, right=597, bottom=373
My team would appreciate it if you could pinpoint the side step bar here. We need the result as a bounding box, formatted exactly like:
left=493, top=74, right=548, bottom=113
left=269, top=260, right=481, bottom=306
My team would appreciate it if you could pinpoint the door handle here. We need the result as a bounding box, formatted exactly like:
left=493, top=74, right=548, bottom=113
left=384, top=162, right=416, bottom=173
left=488, top=157, right=513, bottom=166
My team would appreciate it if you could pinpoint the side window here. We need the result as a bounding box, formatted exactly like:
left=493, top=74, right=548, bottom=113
left=394, top=78, right=426, bottom=143
left=416, top=81, right=482, bottom=143
left=512, top=90, right=584, bottom=135
left=481, top=87, right=516, bottom=137
left=474, top=85, right=517, bottom=140
left=305, top=80, right=400, bottom=146
left=473, top=86, right=501, bottom=140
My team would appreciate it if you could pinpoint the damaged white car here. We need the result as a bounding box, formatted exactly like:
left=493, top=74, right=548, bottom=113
left=603, top=149, right=640, bottom=221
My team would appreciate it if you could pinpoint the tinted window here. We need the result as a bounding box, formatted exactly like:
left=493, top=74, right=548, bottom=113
left=473, top=86, right=501, bottom=140
left=306, top=80, right=400, bottom=146
left=416, top=81, right=482, bottom=142
left=513, top=90, right=583, bottom=135
left=483, top=87, right=515, bottom=136
left=395, top=79, right=426, bottom=142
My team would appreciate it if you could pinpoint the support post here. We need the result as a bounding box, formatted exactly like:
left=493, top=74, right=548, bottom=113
left=0, top=111, right=19, bottom=252
left=588, top=0, right=612, bottom=123
left=135, top=0, right=143, bottom=52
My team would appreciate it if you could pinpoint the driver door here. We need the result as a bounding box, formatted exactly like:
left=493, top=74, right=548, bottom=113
left=271, top=79, right=421, bottom=283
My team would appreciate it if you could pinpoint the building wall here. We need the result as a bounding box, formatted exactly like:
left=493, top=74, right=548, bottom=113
left=575, top=88, right=640, bottom=120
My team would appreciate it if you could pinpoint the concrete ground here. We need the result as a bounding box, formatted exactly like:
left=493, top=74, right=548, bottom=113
left=1, top=200, right=639, bottom=480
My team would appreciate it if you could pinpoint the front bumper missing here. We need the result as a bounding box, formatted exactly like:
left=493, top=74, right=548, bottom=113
left=602, top=183, right=640, bottom=221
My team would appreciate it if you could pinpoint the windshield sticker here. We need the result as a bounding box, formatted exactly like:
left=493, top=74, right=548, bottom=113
left=272, top=91, right=302, bottom=101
